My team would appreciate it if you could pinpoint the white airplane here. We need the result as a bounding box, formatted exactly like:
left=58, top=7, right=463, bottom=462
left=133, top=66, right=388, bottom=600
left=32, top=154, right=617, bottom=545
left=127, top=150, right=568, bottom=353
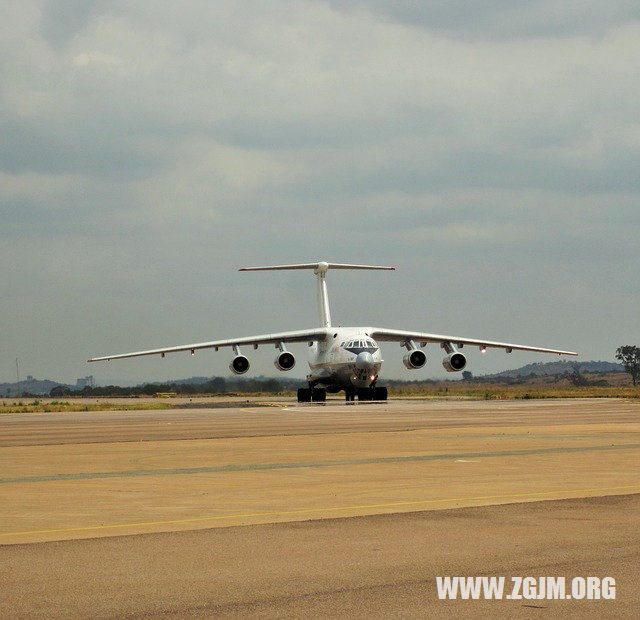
left=88, top=262, right=578, bottom=402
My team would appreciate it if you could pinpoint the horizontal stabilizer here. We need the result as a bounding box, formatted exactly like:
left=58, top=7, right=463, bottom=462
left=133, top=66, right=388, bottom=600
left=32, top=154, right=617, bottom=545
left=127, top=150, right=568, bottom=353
left=239, top=261, right=394, bottom=327
left=239, top=261, right=395, bottom=272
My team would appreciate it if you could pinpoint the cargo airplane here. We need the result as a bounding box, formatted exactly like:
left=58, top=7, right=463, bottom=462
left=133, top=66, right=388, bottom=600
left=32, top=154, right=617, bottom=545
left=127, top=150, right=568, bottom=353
left=88, top=262, right=577, bottom=401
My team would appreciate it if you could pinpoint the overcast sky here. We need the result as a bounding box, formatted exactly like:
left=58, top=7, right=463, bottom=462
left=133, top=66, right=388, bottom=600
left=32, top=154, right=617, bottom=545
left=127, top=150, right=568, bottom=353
left=2, top=1, right=639, bottom=385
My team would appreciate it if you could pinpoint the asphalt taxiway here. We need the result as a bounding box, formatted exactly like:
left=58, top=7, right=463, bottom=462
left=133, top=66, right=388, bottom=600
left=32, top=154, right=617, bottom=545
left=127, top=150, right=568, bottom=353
left=1, top=398, right=638, bottom=616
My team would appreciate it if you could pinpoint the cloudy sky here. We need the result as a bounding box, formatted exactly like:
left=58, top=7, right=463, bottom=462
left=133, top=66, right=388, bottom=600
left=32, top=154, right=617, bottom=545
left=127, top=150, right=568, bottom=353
left=2, top=1, right=639, bottom=385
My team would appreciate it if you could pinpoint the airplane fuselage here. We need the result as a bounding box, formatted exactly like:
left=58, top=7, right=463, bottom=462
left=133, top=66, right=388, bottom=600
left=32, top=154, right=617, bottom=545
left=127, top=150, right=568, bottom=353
left=308, top=328, right=383, bottom=391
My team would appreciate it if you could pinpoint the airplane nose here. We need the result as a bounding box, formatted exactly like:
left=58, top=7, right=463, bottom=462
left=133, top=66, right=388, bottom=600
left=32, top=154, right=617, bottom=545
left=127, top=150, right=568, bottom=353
left=355, top=351, right=375, bottom=371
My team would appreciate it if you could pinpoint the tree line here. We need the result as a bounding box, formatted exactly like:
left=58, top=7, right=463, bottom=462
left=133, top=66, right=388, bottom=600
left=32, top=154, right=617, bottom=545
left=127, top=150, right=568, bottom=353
left=50, top=376, right=294, bottom=397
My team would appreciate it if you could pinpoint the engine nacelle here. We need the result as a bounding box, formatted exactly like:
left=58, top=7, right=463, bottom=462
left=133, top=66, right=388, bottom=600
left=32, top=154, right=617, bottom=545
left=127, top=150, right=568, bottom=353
left=403, top=348, right=427, bottom=370
left=442, top=352, right=467, bottom=372
left=229, top=355, right=250, bottom=375
left=274, top=351, right=296, bottom=371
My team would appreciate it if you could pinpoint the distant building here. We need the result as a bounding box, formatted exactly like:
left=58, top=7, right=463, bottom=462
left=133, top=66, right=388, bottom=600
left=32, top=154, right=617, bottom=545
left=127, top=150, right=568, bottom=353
left=75, top=375, right=95, bottom=389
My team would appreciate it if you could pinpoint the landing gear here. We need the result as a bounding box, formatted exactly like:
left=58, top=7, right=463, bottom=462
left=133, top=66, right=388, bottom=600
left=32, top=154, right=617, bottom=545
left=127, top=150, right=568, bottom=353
left=347, top=387, right=387, bottom=401
left=312, top=388, right=326, bottom=402
left=297, top=387, right=326, bottom=402
left=373, top=386, right=388, bottom=401
left=303, top=385, right=387, bottom=403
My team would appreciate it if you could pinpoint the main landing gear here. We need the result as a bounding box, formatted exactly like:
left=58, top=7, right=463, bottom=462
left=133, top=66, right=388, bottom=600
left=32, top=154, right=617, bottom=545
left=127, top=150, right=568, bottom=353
left=298, top=386, right=388, bottom=402
left=297, top=387, right=326, bottom=403
left=345, top=387, right=387, bottom=402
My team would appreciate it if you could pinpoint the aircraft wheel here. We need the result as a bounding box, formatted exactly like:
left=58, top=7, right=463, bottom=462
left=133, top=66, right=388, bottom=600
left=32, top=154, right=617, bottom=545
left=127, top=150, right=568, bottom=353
left=345, top=389, right=355, bottom=402
left=297, top=388, right=312, bottom=402
left=311, top=388, right=326, bottom=402
left=373, top=387, right=388, bottom=401
left=357, top=388, right=372, bottom=401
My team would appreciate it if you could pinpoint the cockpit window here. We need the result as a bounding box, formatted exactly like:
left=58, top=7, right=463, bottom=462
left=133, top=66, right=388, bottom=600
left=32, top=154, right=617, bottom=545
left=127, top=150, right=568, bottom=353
left=343, top=339, right=378, bottom=354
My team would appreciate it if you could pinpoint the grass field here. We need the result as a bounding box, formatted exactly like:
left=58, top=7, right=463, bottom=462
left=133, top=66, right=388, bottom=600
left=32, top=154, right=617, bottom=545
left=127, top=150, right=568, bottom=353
left=387, top=384, right=640, bottom=399
left=0, top=400, right=175, bottom=414
left=1, top=384, right=640, bottom=413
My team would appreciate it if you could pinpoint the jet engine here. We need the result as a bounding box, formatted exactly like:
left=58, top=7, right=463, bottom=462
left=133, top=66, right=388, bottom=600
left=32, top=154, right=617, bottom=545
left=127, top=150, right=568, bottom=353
left=403, top=348, right=427, bottom=370
left=274, top=351, right=296, bottom=371
left=229, top=355, right=250, bottom=375
left=442, top=352, right=467, bottom=372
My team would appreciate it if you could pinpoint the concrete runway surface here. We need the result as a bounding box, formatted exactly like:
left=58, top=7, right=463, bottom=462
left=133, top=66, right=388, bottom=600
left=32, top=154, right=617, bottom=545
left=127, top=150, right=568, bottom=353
left=1, top=398, right=639, bottom=617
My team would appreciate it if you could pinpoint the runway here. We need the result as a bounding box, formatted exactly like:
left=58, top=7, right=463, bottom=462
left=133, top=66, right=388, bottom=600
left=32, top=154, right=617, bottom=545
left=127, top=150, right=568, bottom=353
left=1, top=398, right=639, bottom=616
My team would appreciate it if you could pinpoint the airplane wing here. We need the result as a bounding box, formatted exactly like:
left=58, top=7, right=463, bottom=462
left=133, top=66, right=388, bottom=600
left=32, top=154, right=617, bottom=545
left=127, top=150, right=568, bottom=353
left=87, top=328, right=329, bottom=362
left=367, top=327, right=578, bottom=356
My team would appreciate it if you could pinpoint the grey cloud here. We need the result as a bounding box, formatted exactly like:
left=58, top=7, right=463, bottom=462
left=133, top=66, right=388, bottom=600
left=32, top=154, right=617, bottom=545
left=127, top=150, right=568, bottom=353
left=0, top=118, right=173, bottom=178
left=211, top=105, right=452, bottom=151
left=325, top=1, right=640, bottom=40
left=40, top=0, right=112, bottom=48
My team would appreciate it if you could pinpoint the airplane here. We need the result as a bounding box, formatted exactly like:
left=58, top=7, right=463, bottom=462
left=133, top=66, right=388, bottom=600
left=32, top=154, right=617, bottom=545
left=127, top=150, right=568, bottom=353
left=88, top=262, right=578, bottom=402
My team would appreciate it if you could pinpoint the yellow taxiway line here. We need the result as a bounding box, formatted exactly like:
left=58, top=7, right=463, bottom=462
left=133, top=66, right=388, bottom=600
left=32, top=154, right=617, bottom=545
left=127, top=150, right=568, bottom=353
left=2, top=483, right=639, bottom=539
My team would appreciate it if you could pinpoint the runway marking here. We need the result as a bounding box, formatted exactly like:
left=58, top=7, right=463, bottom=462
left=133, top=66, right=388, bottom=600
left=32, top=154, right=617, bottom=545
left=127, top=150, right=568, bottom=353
left=1, top=484, right=639, bottom=539
left=1, top=443, right=639, bottom=485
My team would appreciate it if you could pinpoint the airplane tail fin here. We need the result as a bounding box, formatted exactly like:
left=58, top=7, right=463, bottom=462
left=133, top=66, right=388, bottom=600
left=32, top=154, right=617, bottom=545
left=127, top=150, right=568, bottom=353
left=239, top=262, right=395, bottom=328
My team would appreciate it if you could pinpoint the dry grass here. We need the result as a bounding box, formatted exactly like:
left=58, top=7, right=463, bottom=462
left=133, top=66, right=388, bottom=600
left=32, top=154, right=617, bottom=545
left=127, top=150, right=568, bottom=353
left=0, top=400, right=174, bottom=414
left=387, top=384, right=640, bottom=400
left=2, top=385, right=640, bottom=412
